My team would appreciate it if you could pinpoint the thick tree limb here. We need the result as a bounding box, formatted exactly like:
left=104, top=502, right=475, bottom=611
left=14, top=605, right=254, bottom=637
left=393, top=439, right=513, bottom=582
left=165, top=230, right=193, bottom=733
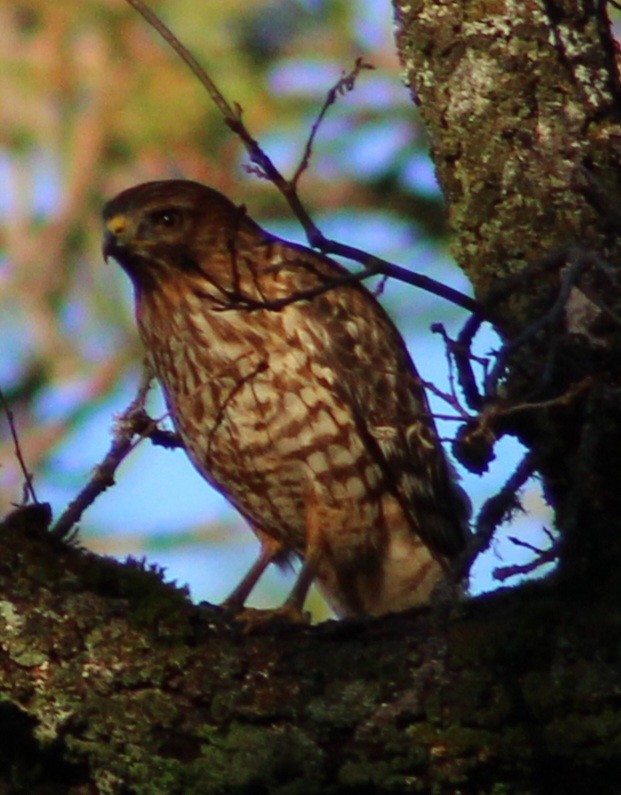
left=2, top=510, right=621, bottom=793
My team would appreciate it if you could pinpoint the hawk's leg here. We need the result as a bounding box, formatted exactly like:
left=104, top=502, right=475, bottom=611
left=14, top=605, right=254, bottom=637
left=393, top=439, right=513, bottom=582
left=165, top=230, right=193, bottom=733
left=283, top=562, right=315, bottom=612
left=221, top=530, right=283, bottom=611
left=227, top=497, right=324, bottom=627
left=282, top=488, right=325, bottom=615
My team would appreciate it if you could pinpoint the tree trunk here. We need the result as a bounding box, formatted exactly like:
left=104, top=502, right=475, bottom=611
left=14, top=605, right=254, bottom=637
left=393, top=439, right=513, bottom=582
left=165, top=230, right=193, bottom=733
left=395, top=0, right=621, bottom=593
left=2, top=3, right=621, bottom=793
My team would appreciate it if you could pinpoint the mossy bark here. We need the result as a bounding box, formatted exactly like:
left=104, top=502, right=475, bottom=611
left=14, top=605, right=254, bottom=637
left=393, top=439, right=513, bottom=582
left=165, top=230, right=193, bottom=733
left=394, top=0, right=621, bottom=594
left=394, top=0, right=621, bottom=315
left=2, top=507, right=621, bottom=794
left=3, top=4, right=621, bottom=793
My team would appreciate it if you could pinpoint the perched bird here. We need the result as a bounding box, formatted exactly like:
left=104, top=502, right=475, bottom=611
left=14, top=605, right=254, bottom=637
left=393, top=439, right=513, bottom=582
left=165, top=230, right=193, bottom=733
left=102, top=180, right=470, bottom=618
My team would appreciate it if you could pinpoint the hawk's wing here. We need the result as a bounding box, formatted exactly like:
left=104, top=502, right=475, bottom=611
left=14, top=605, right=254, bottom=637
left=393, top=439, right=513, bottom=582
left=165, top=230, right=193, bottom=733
left=265, top=240, right=470, bottom=559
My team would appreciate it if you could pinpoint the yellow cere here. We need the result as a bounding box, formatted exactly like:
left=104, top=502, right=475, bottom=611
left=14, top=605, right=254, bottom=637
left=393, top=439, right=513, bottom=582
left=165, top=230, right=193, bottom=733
left=106, top=215, right=128, bottom=235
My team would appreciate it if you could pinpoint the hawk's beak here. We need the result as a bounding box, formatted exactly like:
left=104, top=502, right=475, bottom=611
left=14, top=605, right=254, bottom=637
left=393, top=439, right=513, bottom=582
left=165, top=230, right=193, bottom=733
left=102, top=214, right=128, bottom=263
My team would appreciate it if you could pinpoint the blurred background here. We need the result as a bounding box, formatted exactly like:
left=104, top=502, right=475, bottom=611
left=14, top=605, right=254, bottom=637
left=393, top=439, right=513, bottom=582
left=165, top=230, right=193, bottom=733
left=0, top=0, right=560, bottom=620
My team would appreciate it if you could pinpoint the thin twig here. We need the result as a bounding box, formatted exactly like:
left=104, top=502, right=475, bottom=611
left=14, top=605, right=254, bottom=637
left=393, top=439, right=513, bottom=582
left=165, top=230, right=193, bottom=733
left=454, top=315, right=487, bottom=410
left=124, top=0, right=235, bottom=121
left=455, top=452, right=536, bottom=578
left=493, top=536, right=560, bottom=582
left=450, top=246, right=583, bottom=409
left=0, top=384, right=38, bottom=504
left=291, top=57, right=374, bottom=187
left=506, top=533, right=551, bottom=555
left=308, top=238, right=480, bottom=313
left=133, top=414, right=183, bottom=450
left=421, top=379, right=472, bottom=421
left=123, top=0, right=482, bottom=317
left=451, top=248, right=597, bottom=415
left=50, top=370, right=155, bottom=540
left=431, top=321, right=487, bottom=413
left=483, top=248, right=588, bottom=397
left=491, top=377, right=592, bottom=420
left=204, top=264, right=381, bottom=312
left=197, top=255, right=473, bottom=316
left=461, top=377, right=592, bottom=443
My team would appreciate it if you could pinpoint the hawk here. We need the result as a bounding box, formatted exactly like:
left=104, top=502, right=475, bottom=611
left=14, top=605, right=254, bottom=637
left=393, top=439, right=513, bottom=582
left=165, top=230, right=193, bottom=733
left=102, top=180, right=470, bottom=618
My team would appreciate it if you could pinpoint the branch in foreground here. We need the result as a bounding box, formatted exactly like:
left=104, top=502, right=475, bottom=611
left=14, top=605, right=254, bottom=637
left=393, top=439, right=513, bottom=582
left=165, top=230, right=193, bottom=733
left=2, top=514, right=620, bottom=792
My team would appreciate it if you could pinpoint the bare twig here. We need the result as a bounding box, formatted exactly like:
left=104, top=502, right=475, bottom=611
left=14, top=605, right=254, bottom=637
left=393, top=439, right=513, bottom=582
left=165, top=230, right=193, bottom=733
left=211, top=238, right=478, bottom=314
left=132, top=413, right=183, bottom=450
left=431, top=321, right=490, bottom=412
left=455, top=453, right=536, bottom=578
left=471, top=377, right=592, bottom=437
left=484, top=249, right=588, bottom=396
left=202, top=264, right=381, bottom=313
left=506, top=533, right=552, bottom=555
left=428, top=323, right=459, bottom=407
left=124, top=0, right=235, bottom=122
left=50, top=370, right=155, bottom=540
left=453, top=377, right=591, bottom=476
left=454, top=315, right=488, bottom=411
left=493, top=533, right=560, bottom=582
left=491, top=377, right=592, bottom=420
left=447, top=247, right=598, bottom=420
left=123, top=0, right=481, bottom=317
left=449, top=246, right=587, bottom=410
left=282, top=223, right=480, bottom=313
left=421, top=379, right=472, bottom=421
left=291, top=57, right=374, bottom=187
left=0, top=384, right=38, bottom=505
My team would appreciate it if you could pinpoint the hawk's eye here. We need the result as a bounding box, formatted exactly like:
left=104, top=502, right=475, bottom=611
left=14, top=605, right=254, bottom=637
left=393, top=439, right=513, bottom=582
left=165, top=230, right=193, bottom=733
left=148, top=208, right=183, bottom=230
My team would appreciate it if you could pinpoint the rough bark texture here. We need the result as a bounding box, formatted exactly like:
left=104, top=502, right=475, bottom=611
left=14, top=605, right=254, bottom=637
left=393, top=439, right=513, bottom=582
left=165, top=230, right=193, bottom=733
left=3, top=2, right=621, bottom=793
left=395, top=0, right=621, bottom=594
left=395, top=0, right=621, bottom=310
left=2, top=507, right=621, bottom=795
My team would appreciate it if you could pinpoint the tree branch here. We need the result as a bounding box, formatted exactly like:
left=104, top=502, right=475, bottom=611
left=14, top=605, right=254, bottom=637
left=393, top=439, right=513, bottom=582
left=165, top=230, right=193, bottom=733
left=50, top=370, right=155, bottom=540
left=2, top=510, right=621, bottom=792
left=123, top=0, right=481, bottom=316
left=0, top=384, right=38, bottom=505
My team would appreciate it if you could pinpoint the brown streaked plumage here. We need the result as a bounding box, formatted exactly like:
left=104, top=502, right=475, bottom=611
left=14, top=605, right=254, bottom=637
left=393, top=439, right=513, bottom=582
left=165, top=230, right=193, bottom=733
left=102, top=179, right=470, bottom=618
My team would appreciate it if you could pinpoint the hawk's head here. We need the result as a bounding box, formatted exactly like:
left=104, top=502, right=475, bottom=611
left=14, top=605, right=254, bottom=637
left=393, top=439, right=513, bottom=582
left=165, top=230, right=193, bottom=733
left=102, top=180, right=257, bottom=289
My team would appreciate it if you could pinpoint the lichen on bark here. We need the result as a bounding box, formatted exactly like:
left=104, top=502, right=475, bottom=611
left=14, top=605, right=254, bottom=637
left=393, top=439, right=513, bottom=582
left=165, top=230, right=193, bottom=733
left=394, top=0, right=621, bottom=320
left=3, top=506, right=621, bottom=792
